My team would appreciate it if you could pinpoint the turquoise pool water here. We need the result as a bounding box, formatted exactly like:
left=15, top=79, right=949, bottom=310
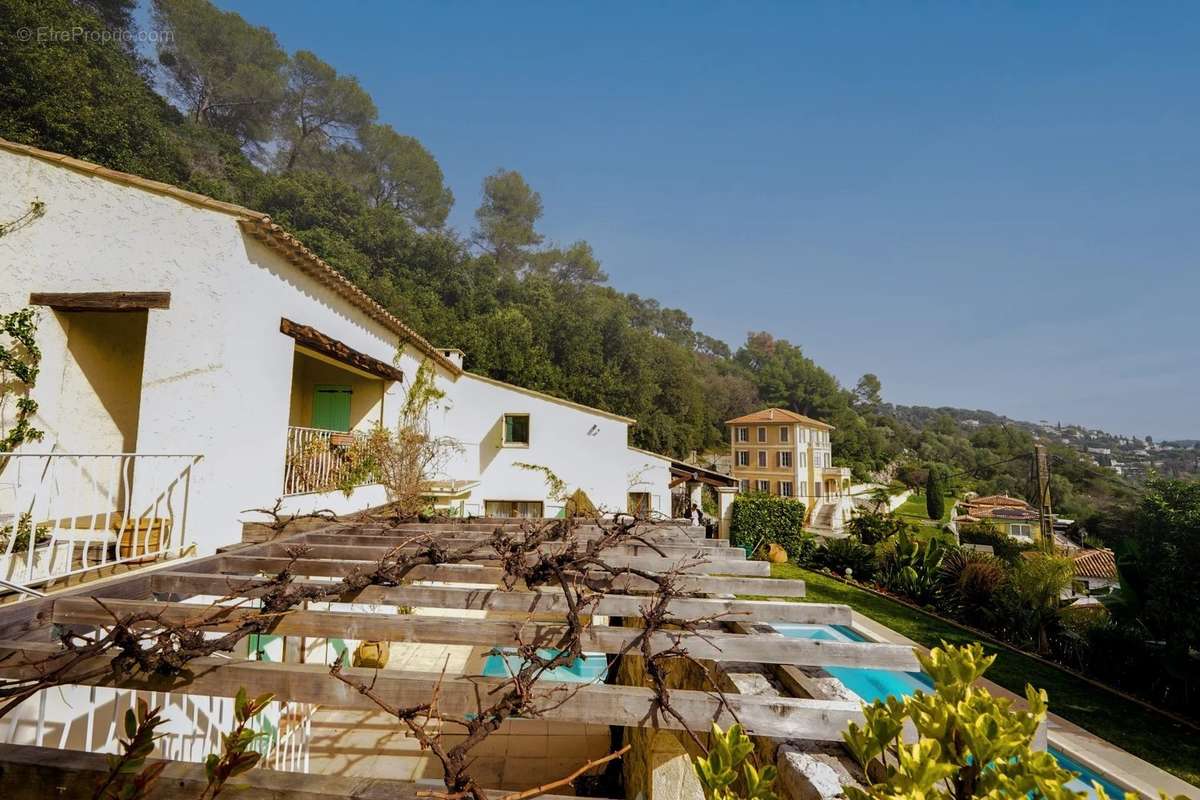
left=481, top=647, right=608, bottom=684
left=772, top=623, right=1127, bottom=799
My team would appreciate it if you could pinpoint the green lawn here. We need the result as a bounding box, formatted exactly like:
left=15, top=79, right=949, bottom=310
left=895, top=491, right=956, bottom=525
left=769, top=563, right=1200, bottom=788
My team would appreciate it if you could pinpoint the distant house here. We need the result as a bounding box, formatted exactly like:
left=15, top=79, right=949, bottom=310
left=725, top=407, right=853, bottom=532
left=1069, top=548, right=1120, bottom=597
left=957, top=495, right=1041, bottom=541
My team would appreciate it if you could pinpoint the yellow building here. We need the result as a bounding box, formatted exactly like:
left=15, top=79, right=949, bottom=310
left=725, top=408, right=853, bottom=530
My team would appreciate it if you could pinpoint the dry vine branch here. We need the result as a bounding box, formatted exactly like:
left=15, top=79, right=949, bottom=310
left=242, top=498, right=338, bottom=535
left=0, top=513, right=751, bottom=799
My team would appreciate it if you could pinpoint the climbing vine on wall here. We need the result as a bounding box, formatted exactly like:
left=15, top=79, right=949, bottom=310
left=0, top=201, right=48, bottom=465
left=0, top=307, right=44, bottom=461
left=0, top=200, right=44, bottom=240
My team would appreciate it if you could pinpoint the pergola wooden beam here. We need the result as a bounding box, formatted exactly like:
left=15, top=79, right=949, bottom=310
left=296, top=533, right=748, bottom=560
left=28, top=291, right=171, bottom=311
left=149, top=572, right=842, bottom=624
left=0, top=744, right=591, bottom=800
left=0, top=642, right=864, bottom=740
left=254, top=542, right=771, bottom=576
left=336, top=523, right=728, bottom=544
left=214, top=556, right=807, bottom=597
left=50, top=597, right=912, bottom=669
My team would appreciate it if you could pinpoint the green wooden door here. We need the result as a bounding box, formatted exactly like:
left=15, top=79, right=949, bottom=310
left=312, top=385, right=352, bottom=431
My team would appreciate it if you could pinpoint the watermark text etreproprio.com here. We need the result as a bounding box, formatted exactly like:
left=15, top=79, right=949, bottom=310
left=15, top=26, right=173, bottom=45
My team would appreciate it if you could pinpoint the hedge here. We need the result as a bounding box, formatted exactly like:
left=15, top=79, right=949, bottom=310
left=730, top=493, right=807, bottom=559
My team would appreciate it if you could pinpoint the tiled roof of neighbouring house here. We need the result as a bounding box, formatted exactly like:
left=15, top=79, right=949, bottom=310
left=1072, top=548, right=1118, bottom=580
left=969, top=494, right=1031, bottom=508
left=725, top=407, right=834, bottom=430
left=986, top=506, right=1040, bottom=520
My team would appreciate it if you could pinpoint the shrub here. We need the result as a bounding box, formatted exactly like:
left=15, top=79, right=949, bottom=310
left=843, top=642, right=1120, bottom=800
left=876, top=531, right=948, bottom=605
left=845, top=509, right=909, bottom=546
left=958, top=520, right=1034, bottom=564
left=730, top=494, right=807, bottom=560
left=937, top=547, right=1008, bottom=623
left=814, top=535, right=877, bottom=580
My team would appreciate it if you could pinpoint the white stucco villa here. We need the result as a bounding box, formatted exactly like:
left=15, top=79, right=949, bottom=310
left=0, top=138, right=671, bottom=588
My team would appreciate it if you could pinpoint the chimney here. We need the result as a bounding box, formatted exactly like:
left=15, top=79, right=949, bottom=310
left=767, top=409, right=775, bottom=420
left=439, top=348, right=465, bottom=369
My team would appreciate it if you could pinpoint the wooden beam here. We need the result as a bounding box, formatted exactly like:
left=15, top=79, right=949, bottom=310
left=297, top=533, right=747, bottom=560
left=280, top=317, right=404, bottom=382
left=0, top=642, right=864, bottom=740
left=322, top=525, right=731, bottom=548
left=215, top=556, right=806, bottom=597
left=49, top=598, right=915, bottom=669
left=0, top=744, right=591, bottom=800
left=151, top=572, right=838, bottom=623
left=28, top=291, right=171, bottom=311
left=252, top=542, right=770, bottom=576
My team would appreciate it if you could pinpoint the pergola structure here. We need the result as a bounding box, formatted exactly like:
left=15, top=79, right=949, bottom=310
left=0, top=518, right=919, bottom=798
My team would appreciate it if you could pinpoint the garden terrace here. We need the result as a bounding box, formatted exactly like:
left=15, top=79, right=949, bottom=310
left=0, top=517, right=919, bottom=798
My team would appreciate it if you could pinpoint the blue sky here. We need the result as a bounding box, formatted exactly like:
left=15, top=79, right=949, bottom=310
left=212, top=2, right=1200, bottom=439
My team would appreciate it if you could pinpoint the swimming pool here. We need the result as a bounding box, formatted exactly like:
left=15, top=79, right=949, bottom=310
left=481, top=647, right=609, bottom=684
left=772, top=623, right=1127, bottom=799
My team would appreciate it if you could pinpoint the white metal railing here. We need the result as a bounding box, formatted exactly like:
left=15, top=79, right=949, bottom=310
left=0, top=453, right=201, bottom=595
left=260, top=699, right=317, bottom=772
left=3, top=684, right=314, bottom=775
left=283, top=426, right=370, bottom=496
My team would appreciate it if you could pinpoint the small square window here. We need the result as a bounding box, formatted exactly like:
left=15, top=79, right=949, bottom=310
left=756, top=480, right=770, bottom=493
left=735, top=427, right=749, bottom=442
left=779, top=481, right=793, bottom=497
left=739, top=479, right=751, bottom=493
left=503, top=414, right=530, bottom=445
left=779, top=451, right=792, bottom=468
left=736, top=450, right=749, bottom=467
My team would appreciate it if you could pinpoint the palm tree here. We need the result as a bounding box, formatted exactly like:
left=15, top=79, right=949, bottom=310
left=1010, top=554, right=1074, bottom=655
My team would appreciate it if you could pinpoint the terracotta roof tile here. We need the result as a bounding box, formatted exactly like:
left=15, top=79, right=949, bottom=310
left=725, top=407, right=834, bottom=429
left=1072, top=548, right=1118, bottom=580
left=969, top=495, right=1030, bottom=508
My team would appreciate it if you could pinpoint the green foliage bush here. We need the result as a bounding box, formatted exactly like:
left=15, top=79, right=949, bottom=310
left=846, top=509, right=909, bottom=546
left=729, top=493, right=807, bottom=560
left=842, top=642, right=1136, bottom=800
left=811, top=535, right=878, bottom=580
left=958, top=520, right=1034, bottom=564
left=876, top=531, right=948, bottom=605
left=936, top=547, right=1008, bottom=624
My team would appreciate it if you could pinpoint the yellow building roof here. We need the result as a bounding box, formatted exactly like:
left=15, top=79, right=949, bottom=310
left=724, top=407, right=834, bottom=430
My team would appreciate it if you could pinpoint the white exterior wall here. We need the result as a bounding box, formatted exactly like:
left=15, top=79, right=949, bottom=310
left=428, top=374, right=671, bottom=516
left=0, top=149, right=669, bottom=549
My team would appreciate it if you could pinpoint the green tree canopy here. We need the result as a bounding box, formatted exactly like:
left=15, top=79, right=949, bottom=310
left=356, top=122, right=453, bottom=228
left=152, top=0, right=286, bottom=146
left=279, top=50, right=376, bottom=171
left=473, top=168, right=544, bottom=266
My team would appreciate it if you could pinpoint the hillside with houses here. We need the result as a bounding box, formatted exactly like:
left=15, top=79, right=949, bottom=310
left=0, top=2, right=1198, bottom=800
